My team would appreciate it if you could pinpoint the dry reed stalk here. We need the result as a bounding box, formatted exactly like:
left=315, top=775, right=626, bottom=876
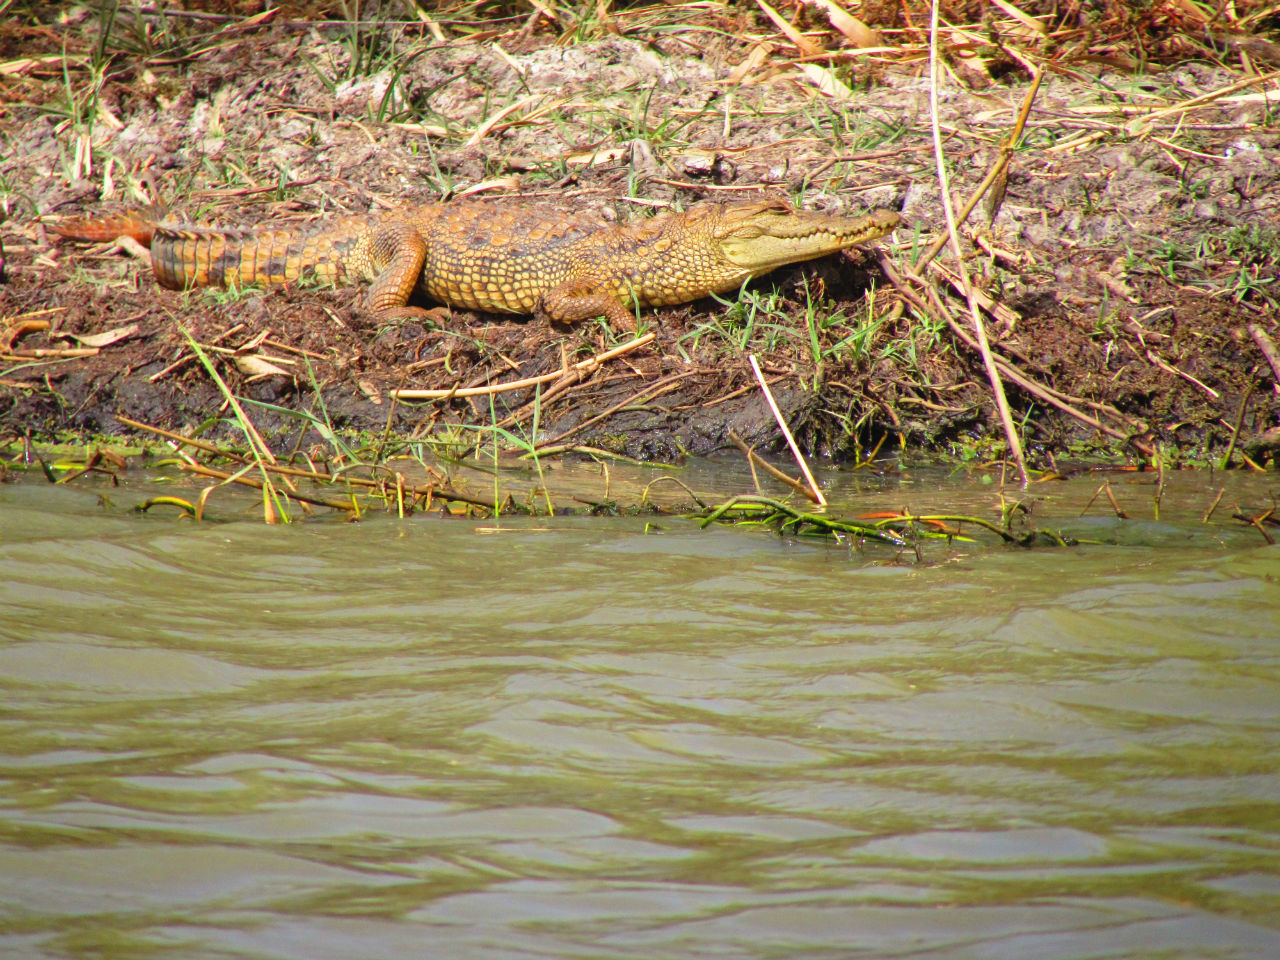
left=915, top=69, right=1043, bottom=272
left=748, top=353, right=826, bottom=506
left=927, top=0, right=1028, bottom=486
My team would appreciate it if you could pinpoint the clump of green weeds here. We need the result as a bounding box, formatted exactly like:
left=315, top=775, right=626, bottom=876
left=299, top=0, right=444, bottom=123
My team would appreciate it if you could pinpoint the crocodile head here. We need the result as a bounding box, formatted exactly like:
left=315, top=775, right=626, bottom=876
left=710, top=199, right=899, bottom=273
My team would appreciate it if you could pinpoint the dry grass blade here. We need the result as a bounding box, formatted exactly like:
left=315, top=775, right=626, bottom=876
left=753, top=0, right=823, bottom=58
left=802, top=0, right=882, bottom=48
left=989, top=0, right=1049, bottom=36
left=233, top=353, right=293, bottom=379
left=728, top=40, right=773, bottom=85
left=797, top=63, right=856, bottom=100
left=1145, top=350, right=1219, bottom=400
left=1126, top=69, right=1280, bottom=136
left=1048, top=69, right=1280, bottom=154
left=60, top=323, right=139, bottom=348
left=463, top=97, right=529, bottom=148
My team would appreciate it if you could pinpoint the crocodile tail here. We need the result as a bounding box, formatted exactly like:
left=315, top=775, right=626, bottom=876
left=54, top=209, right=367, bottom=291
left=49, top=211, right=157, bottom=245
left=147, top=223, right=355, bottom=291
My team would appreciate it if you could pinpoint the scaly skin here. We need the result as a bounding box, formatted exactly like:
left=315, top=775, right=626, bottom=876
left=50, top=199, right=900, bottom=330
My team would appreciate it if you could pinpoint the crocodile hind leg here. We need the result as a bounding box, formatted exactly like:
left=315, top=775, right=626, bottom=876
left=536, top=280, right=638, bottom=332
left=365, top=220, right=432, bottom=320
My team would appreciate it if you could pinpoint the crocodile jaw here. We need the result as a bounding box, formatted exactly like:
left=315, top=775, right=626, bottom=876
left=716, top=205, right=899, bottom=273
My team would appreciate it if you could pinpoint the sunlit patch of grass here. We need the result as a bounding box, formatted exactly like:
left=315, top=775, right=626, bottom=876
left=1127, top=223, right=1280, bottom=307
left=674, top=286, right=789, bottom=361
left=198, top=283, right=265, bottom=306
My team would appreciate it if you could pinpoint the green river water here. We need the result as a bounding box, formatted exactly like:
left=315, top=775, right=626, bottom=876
left=1, top=460, right=1278, bottom=959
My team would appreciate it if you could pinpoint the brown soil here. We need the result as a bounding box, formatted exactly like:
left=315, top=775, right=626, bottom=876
left=2, top=3, right=1279, bottom=467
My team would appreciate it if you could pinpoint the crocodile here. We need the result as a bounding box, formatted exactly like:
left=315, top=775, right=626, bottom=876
left=50, top=198, right=900, bottom=331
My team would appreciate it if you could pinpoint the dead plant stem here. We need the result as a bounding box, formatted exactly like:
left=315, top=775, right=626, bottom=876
left=1202, top=487, right=1226, bottom=524
left=728, top=430, right=819, bottom=504
left=392, top=332, right=655, bottom=400
left=1219, top=382, right=1255, bottom=470
left=879, top=255, right=1154, bottom=457
left=916, top=68, right=1043, bottom=272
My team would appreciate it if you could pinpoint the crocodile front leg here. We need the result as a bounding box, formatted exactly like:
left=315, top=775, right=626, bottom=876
left=536, top=279, right=638, bottom=332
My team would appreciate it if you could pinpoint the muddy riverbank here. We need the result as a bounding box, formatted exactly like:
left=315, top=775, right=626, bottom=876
left=2, top=2, right=1278, bottom=466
